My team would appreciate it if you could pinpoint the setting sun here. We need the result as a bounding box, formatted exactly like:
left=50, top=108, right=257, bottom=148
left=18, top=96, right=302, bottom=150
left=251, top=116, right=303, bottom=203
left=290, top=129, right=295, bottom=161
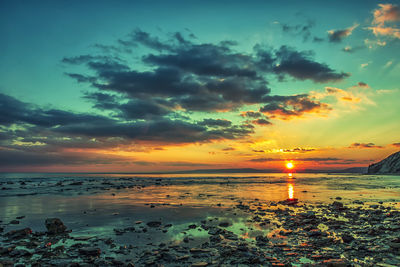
left=286, top=162, right=294, bottom=170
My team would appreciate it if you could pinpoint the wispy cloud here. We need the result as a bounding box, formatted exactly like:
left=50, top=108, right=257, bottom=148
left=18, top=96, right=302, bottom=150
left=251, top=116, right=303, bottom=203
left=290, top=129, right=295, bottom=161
left=349, top=142, right=384, bottom=149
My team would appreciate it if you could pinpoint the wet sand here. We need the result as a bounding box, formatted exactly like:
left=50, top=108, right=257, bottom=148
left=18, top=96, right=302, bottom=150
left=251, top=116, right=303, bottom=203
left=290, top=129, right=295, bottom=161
left=0, top=173, right=399, bottom=266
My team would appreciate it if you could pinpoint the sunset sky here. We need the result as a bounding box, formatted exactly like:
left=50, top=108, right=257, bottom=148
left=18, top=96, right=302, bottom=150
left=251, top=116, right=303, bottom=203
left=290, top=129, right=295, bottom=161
left=1, top=0, right=399, bottom=172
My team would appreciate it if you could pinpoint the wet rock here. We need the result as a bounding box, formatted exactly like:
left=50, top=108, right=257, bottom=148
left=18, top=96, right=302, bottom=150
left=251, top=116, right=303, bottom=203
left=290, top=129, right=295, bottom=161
left=331, top=201, right=344, bottom=210
left=146, top=221, right=162, bottom=227
left=218, top=222, right=230, bottom=227
left=5, top=228, right=32, bottom=239
left=79, top=247, right=101, bottom=257
left=188, top=224, right=197, bottom=229
left=341, top=233, right=354, bottom=243
left=9, top=220, right=19, bottom=224
left=45, top=218, right=67, bottom=234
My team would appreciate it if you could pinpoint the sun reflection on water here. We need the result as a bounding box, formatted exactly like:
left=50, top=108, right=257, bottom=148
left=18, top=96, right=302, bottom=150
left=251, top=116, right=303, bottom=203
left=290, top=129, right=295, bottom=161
left=287, top=183, right=294, bottom=200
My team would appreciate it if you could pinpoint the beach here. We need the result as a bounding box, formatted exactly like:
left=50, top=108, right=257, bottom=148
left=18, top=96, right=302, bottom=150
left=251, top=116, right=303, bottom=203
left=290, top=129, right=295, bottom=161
left=0, top=173, right=400, bottom=266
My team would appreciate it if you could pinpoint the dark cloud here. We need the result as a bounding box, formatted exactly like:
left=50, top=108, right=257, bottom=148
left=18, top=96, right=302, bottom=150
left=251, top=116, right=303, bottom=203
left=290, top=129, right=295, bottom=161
left=240, top=111, right=263, bottom=118
left=357, top=82, right=369, bottom=88
left=272, top=46, right=350, bottom=83
left=121, top=29, right=173, bottom=51
left=143, top=44, right=257, bottom=78
left=198, top=119, right=232, bottom=127
left=349, top=143, right=384, bottom=149
left=64, top=31, right=348, bottom=116
left=259, top=94, right=331, bottom=120
left=280, top=20, right=315, bottom=41
left=252, top=118, right=272, bottom=126
left=0, top=93, right=114, bottom=127
left=328, top=24, right=358, bottom=43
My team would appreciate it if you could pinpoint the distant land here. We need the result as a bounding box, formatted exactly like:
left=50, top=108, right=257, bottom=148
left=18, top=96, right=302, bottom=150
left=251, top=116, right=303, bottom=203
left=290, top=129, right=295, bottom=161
left=368, top=151, right=400, bottom=174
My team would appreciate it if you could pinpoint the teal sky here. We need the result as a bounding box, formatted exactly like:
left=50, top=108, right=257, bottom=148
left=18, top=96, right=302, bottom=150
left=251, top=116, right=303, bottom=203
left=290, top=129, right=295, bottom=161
left=0, top=0, right=399, bottom=172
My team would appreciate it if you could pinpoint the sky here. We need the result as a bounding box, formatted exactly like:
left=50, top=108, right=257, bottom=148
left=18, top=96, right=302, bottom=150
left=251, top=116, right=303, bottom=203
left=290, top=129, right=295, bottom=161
left=0, top=0, right=399, bottom=172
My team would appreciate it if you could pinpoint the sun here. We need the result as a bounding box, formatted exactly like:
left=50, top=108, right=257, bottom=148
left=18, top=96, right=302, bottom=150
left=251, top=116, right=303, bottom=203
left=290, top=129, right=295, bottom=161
left=286, top=162, right=294, bottom=170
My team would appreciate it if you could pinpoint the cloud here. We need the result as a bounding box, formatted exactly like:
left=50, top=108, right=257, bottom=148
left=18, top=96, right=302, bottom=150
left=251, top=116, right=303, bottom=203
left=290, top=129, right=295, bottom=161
left=342, top=45, right=364, bottom=53
left=364, top=38, right=387, bottom=49
left=240, top=111, right=264, bottom=118
left=259, top=94, right=331, bottom=120
left=368, top=4, right=400, bottom=39
left=349, top=142, right=384, bottom=149
left=357, top=82, right=369, bottom=88
left=198, top=119, right=232, bottom=127
left=328, top=24, right=359, bottom=42
left=391, top=142, right=400, bottom=147
left=372, top=4, right=400, bottom=26
left=279, top=20, right=316, bottom=41
left=271, top=46, right=350, bottom=83
left=251, top=118, right=272, bottom=126
left=0, top=93, right=255, bottom=148
left=280, top=147, right=316, bottom=153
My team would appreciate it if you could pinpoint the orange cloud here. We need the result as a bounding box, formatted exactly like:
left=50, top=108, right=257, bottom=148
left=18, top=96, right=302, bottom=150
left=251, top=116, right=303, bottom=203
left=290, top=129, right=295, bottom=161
left=368, top=4, right=400, bottom=39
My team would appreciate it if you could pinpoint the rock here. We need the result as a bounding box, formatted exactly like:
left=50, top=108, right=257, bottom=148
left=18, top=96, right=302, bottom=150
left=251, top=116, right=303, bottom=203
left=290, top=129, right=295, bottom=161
left=146, top=221, right=161, bottom=227
left=188, top=224, right=197, bottom=229
left=331, top=201, right=344, bottom=210
left=368, top=150, right=400, bottom=174
left=218, top=222, right=230, bottom=227
left=5, top=228, right=32, bottom=239
left=45, top=218, right=67, bottom=234
left=341, top=233, right=354, bottom=243
left=9, top=220, right=19, bottom=224
left=79, top=247, right=101, bottom=257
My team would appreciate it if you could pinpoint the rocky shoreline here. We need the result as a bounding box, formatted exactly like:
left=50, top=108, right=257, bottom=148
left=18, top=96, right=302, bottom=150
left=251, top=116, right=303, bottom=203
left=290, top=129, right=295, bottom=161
left=1, top=198, right=400, bottom=266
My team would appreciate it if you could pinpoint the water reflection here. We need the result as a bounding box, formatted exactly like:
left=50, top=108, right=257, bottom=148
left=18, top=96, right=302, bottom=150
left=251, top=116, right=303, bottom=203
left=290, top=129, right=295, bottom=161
left=287, top=183, right=294, bottom=200
left=286, top=173, right=298, bottom=204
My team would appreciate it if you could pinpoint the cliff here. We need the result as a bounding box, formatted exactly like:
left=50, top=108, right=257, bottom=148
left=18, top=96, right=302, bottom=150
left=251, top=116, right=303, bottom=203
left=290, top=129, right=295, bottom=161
left=367, top=151, right=400, bottom=174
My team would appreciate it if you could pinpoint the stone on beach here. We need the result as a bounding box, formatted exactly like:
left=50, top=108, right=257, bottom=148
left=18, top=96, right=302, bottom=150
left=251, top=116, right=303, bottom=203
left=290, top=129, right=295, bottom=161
left=45, top=218, right=67, bottom=234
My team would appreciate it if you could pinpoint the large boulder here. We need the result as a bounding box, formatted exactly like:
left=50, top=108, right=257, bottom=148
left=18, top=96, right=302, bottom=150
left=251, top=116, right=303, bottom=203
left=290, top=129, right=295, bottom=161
left=45, top=218, right=67, bottom=234
left=368, top=151, right=400, bottom=174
